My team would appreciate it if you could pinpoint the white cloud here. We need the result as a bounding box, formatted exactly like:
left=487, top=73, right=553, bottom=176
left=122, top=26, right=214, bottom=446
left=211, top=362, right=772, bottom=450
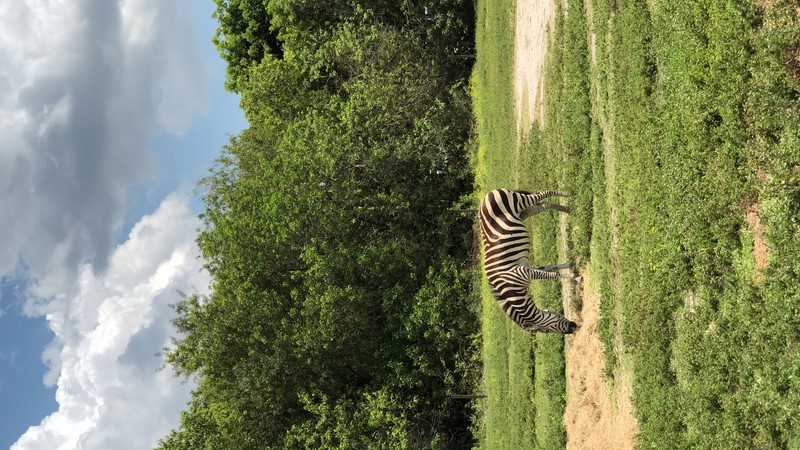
left=0, top=2, right=218, bottom=447
left=12, top=193, right=210, bottom=450
left=0, top=0, right=208, bottom=297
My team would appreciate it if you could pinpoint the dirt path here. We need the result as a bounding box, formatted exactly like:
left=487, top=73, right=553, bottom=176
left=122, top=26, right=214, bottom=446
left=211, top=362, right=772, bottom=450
left=513, top=0, right=639, bottom=448
left=513, top=0, right=555, bottom=133
left=563, top=271, right=639, bottom=449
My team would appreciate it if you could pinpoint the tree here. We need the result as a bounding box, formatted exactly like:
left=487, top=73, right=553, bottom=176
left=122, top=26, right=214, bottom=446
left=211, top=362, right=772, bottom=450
left=213, top=0, right=475, bottom=93
left=160, top=12, right=478, bottom=450
left=213, top=0, right=284, bottom=92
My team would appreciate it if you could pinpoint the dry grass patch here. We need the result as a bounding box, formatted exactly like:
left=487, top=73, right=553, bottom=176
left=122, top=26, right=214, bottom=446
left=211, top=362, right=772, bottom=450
left=564, top=268, right=638, bottom=450
left=744, top=202, right=770, bottom=281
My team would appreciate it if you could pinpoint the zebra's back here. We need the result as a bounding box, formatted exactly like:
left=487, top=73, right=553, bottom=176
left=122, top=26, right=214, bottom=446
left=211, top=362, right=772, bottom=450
left=478, top=189, right=533, bottom=271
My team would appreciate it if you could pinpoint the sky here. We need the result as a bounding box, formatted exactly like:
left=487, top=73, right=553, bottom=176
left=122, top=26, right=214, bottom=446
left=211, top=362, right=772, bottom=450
left=0, top=1, right=246, bottom=448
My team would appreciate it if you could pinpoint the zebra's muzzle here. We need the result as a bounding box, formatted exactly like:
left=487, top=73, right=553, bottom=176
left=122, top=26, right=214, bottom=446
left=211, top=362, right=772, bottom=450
left=566, top=321, right=579, bottom=334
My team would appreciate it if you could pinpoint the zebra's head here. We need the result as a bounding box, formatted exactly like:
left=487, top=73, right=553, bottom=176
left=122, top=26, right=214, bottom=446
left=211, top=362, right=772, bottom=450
left=524, top=310, right=578, bottom=334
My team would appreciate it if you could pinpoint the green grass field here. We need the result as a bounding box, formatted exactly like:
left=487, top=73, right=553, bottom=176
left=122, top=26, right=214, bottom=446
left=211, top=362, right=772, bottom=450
left=471, top=1, right=572, bottom=448
left=472, top=0, right=800, bottom=448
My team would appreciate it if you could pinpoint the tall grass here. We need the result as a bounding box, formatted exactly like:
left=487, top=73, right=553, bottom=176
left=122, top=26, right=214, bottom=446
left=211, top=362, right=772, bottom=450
left=555, top=0, right=800, bottom=447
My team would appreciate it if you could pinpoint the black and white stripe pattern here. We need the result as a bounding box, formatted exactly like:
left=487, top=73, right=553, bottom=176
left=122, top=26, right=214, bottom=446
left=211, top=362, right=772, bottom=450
left=479, top=188, right=580, bottom=334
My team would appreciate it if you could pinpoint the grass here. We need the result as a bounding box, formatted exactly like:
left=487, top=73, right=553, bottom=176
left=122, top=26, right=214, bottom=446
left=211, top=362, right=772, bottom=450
left=471, top=0, right=570, bottom=448
left=583, top=0, right=800, bottom=447
left=472, top=0, right=800, bottom=447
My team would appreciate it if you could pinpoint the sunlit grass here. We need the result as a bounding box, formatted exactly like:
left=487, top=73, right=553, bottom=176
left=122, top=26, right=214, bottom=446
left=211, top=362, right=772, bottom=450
left=471, top=0, right=569, bottom=447
left=474, top=0, right=800, bottom=447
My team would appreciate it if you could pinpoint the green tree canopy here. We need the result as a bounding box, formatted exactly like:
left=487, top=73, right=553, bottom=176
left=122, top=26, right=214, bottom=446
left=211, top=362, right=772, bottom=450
left=159, top=5, right=478, bottom=449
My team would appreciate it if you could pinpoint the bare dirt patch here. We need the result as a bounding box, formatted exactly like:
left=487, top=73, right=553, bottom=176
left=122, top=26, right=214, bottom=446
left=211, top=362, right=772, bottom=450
left=744, top=202, right=770, bottom=281
left=564, top=269, right=639, bottom=450
left=513, top=0, right=556, bottom=134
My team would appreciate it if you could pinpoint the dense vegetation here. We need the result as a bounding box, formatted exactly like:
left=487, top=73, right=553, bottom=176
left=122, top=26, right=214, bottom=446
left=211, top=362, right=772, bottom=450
left=474, top=0, right=800, bottom=448
left=157, top=1, right=481, bottom=448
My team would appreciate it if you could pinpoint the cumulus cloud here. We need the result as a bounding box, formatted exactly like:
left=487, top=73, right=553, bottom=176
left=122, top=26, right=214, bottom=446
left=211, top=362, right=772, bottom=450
left=0, top=0, right=207, bottom=297
left=0, top=1, right=217, bottom=448
left=12, top=193, right=210, bottom=450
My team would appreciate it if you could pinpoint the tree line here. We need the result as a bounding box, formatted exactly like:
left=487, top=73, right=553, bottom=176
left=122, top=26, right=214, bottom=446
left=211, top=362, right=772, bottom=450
left=157, top=0, right=480, bottom=448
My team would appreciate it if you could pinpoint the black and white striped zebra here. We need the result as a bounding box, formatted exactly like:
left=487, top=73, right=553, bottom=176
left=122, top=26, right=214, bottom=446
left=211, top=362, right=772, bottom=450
left=478, top=188, right=581, bottom=334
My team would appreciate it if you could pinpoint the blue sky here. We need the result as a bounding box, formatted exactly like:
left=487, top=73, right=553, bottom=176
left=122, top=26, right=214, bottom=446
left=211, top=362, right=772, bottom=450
left=0, top=275, right=57, bottom=449
left=0, top=1, right=245, bottom=448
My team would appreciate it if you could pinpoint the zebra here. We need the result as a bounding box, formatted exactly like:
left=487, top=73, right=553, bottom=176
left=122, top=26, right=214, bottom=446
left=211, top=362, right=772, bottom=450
left=478, top=188, right=581, bottom=334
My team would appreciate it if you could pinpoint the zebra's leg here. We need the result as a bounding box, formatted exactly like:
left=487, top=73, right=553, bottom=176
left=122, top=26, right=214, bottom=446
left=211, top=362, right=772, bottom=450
left=517, top=265, right=582, bottom=282
left=535, top=262, right=573, bottom=272
left=520, top=202, right=570, bottom=220
left=517, top=190, right=569, bottom=203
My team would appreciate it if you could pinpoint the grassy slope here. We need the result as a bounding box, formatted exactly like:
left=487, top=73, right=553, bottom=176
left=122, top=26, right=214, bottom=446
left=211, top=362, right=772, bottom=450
left=584, top=0, right=800, bottom=447
left=474, top=0, right=800, bottom=448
